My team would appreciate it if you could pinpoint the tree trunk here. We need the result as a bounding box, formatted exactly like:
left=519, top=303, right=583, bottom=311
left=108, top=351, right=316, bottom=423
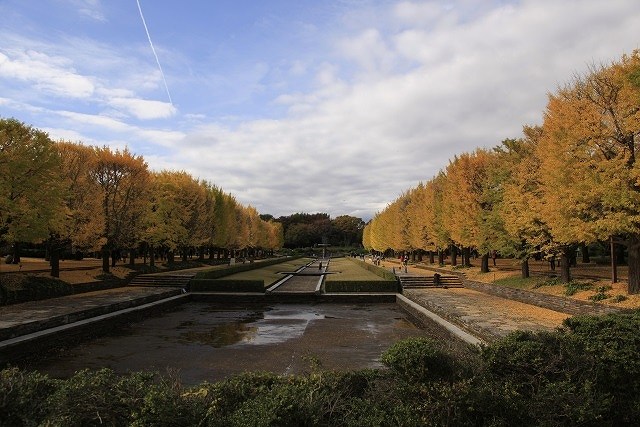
left=129, top=249, right=135, bottom=266
left=437, top=250, right=444, bottom=265
left=11, top=242, right=21, bottom=264
left=450, top=245, right=458, bottom=266
left=480, top=252, right=490, bottom=273
left=560, top=249, right=571, bottom=283
left=168, top=251, right=175, bottom=265
left=50, top=249, right=60, bottom=278
left=150, top=245, right=155, bottom=267
left=521, top=257, right=530, bottom=278
left=627, top=237, right=640, bottom=294
left=615, top=243, right=625, bottom=265
left=580, top=243, right=590, bottom=264
left=462, top=247, right=471, bottom=267
left=181, top=248, right=188, bottom=262
left=610, top=237, right=617, bottom=283
left=429, top=251, right=435, bottom=264
left=101, top=246, right=110, bottom=273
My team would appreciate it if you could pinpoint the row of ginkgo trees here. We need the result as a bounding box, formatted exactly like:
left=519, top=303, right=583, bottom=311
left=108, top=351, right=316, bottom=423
left=364, top=50, right=640, bottom=294
left=0, top=118, right=284, bottom=276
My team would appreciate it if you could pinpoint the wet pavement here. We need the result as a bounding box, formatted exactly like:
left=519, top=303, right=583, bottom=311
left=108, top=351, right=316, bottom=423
left=29, top=302, right=431, bottom=385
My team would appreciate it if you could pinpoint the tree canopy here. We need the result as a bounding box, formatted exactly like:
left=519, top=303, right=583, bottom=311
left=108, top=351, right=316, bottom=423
left=0, top=120, right=285, bottom=273
left=364, top=50, right=640, bottom=292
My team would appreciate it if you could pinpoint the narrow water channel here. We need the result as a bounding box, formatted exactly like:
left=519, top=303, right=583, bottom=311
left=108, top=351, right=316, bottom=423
left=31, top=302, right=430, bottom=385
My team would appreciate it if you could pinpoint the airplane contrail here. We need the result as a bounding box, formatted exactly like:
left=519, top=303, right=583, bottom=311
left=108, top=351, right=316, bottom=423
left=136, top=0, right=173, bottom=105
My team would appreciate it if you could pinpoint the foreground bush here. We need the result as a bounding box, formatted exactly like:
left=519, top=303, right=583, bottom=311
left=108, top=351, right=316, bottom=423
left=0, top=274, right=74, bottom=305
left=2, top=310, right=639, bottom=426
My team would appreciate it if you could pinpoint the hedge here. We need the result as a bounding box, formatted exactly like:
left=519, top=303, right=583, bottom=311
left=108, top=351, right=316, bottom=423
left=323, top=280, right=398, bottom=293
left=0, top=274, right=74, bottom=306
left=194, top=256, right=303, bottom=280
left=190, top=279, right=265, bottom=293
left=345, top=257, right=397, bottom=281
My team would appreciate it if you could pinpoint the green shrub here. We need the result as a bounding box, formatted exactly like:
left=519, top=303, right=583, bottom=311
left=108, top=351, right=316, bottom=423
left=589, top=285, right=612, bottom=301
left=611, top=294, right=627, bottom=303
left=130, top=375, right=206, bottom=427
left=204, top=369, right=405, bottom=427
left=44, top=369, right=155, bottom=425
left=381, top=337, right=456, bottom=383
left=478, top=330, right=608, bottom=425
left=564, top=311, right=640, bottom=406
left=532, top=277, right=561, bottom=289
left=0, top=367, right=58, bottom=426
left=564, top=280, right=594, bottom=296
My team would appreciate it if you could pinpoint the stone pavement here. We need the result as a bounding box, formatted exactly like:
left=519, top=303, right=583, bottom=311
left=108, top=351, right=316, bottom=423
left=368, top=258, right=625, bottom=342
left=0, top=287, right=181, bottom=342
left=403, top=287, right=570, bottom=342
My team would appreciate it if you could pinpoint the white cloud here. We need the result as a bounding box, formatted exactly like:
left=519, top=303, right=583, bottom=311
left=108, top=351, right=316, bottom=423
left=108, top=97, right=177, bottom=120
left=338, top=28, right=395, bottom=74
left=393, top=1, right=445, bottom=25
left=136, top=128, right=185, bottom=147
left=0, top=50, right=95, bottom=98
left=150, top=0, right=640, bottom=219
left=1, top=0, right=639, bottom=220
left=55, top=110, right=131, bottom=132
left=43, top=127, right=88, bottom=142
left=67, top=0, right=107, bottom=22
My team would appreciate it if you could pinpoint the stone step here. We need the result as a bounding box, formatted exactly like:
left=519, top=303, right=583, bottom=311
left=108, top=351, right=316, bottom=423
left=399, top=275, right=464, bottom=289
left=129, top=274, right=195, bottom=288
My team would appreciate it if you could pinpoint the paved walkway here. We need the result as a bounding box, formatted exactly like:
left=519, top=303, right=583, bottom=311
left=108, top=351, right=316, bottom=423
left=403, top=288, right=569, bottom=342
left=0, top=287, right=181, bottom=341
left=268, top=259, right=326, bottom=293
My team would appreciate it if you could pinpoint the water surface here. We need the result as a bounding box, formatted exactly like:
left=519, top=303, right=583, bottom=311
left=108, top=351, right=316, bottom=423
left=33, top=302, right=427, bottom=385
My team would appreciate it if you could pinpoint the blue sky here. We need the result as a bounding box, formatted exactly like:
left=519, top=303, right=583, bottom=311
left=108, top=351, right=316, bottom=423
left=1, top=0, right=639, bottom=220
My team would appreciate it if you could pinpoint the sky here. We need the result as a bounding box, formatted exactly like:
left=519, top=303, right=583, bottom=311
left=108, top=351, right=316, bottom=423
left=1, top=0, right=639, bottom=220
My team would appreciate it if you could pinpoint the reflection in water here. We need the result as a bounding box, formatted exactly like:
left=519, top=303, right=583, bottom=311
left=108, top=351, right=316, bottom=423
left=32, top=302, right=427, bottom=385
left=180, top=322, right=258, bottom=347
left=178, top=307, right=327, bottom=347
left=394, top=318, right=416, bottom=329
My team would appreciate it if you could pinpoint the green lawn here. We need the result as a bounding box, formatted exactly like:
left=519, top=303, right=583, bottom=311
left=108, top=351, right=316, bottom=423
left=219, top=257, right=387, bottom=286
left=325, top=257, right=387, bottom=282
left=221, top=258, right=313, bottom=287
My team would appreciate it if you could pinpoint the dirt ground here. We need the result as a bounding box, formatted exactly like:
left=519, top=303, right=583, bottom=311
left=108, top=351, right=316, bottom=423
left=0, top=257, right=149, bottom=285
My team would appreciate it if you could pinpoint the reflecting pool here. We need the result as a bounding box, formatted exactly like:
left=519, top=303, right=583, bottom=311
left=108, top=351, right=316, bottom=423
left=33, top=302, right=429, bottom=385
